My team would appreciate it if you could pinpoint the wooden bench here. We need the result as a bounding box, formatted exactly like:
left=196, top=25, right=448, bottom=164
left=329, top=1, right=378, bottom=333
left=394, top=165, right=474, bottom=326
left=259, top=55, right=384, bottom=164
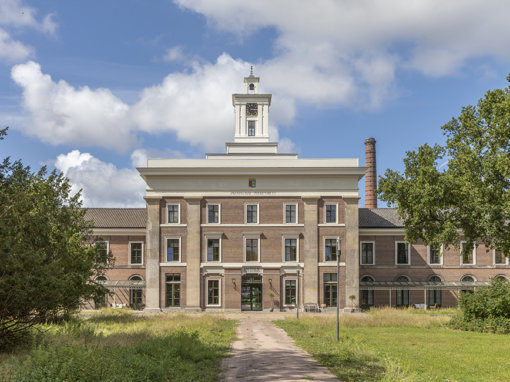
left=303, top=303, right=322, bottom=312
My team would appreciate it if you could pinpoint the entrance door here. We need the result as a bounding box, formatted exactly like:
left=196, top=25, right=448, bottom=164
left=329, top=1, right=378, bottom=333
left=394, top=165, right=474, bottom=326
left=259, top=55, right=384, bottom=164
left=241, top=275, right=262, bottom=311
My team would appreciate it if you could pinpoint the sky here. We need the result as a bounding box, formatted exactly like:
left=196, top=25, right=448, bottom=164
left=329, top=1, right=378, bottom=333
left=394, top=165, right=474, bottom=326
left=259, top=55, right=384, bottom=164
left=1, top=0, right=509, bottom=208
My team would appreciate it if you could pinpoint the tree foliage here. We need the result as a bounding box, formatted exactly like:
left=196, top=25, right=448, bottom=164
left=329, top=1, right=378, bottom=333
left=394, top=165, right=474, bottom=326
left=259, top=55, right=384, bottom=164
left=0, top=128, right=110, bottom=349
left=378, top=75, right=510, bottom=256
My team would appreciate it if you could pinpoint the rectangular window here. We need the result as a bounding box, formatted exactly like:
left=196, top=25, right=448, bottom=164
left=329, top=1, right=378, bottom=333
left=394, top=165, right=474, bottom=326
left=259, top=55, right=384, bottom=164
left=248, top=120, right=255, bottom=136
left=167, top=204, right=179, bottom=224
left=130, top=242, right=143, bottom=265
left=96, top=241, right=108, bottom=259
left=360, top=242, right=374, bottom=265
left=246, top=204, right=258, bottom=223
left=460, top=241, right=475, bottom=265
left=284, top=239, right=297, bottom=262
left=245, top=238, right=259, bottom=262
left=396, top=242, right=409, bottom=265
left=207, top=238, right=220, bottom=262
left=429, top=245, right=442, bottom=265
left=325, top=239, right=339, bottom=262
left=285, top=204, right=297, bottom=223
left=495, top=249, right=508, bottom=265
left=324, top=273, right=337, bottom=307
left=207, top=279, right=220, bottom=306
left=207, top=204, right=220, bottom=224
left=284, top=280, right=296, bottom=305
left=166, top=239, right=180, bottom=262
left=165, top=274, right=180, bottom=307
left=325, top=204, right=337, bottom=223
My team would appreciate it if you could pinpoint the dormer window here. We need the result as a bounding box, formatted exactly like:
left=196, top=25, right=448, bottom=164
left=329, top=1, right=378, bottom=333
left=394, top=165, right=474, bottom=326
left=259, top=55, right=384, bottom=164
left=248, top=121, right=255, bottom=136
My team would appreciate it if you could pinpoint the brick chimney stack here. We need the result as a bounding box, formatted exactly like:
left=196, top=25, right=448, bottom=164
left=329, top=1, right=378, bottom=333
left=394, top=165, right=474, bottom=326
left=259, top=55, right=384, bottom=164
left=364, top=137, right=377, bottom=208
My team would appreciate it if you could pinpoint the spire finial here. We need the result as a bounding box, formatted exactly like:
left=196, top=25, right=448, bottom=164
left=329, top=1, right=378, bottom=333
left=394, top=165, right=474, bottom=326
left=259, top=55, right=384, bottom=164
left=250, top=65, right=254, bottom=76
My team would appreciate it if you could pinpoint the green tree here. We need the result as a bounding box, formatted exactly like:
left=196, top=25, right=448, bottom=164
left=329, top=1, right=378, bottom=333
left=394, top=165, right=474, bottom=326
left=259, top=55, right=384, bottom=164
left=378, top=75, right=510, bottom=256
left=0, top=128, right=111, bottom=349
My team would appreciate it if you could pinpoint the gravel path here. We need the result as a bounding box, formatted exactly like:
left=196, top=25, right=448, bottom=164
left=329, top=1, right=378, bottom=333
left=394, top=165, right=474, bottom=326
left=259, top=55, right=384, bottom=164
left=221, top=314, right=339, bottom=381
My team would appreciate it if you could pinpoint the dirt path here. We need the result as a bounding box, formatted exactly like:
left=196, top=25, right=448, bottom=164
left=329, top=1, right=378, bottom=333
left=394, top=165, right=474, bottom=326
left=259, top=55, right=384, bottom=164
left=221, top=314, right=339, bottom=381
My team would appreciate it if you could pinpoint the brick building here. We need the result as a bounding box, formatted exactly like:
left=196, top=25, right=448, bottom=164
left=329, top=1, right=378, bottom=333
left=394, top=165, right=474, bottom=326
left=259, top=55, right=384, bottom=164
left=85, top=72, right=509, bottom=311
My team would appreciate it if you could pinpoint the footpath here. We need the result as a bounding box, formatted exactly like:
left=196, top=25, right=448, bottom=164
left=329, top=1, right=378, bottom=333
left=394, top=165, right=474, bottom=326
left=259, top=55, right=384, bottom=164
left=221, top=313, right=339, bottom=381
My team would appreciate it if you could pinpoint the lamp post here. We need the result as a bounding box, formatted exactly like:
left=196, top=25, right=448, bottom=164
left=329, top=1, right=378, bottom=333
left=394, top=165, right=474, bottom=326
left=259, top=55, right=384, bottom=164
left=296, top=269, right=300, bottom=320
left=336, top=238, right=340, bottom=341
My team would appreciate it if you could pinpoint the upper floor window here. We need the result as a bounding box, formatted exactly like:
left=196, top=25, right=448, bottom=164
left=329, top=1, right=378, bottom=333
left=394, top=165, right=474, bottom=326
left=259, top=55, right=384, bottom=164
left=246, top=204, right=258, bottom=224
left=207, top=204, right=220, bottom=224
left=207, top=238, right=220, bottom=262
left=166, top=238, right=180, bottom=262
left=325, top=238, right=339, bottom=262
left=325, top=204, right=337, bottom=223
left=460, top=241, right=476, bottom=265
left=96, top=240, right=109, bottom=259
left=285, top=204, right=297, bottom=224
left=248, top=120, right=255, bottom=136
left=395, top=242, right=410, bottom=265
left=284, top=238, right=297, bottom=262
left=494, top=249, right=509, bottom=265
left=360, top=242, right=374, bottom=265
left=167, top=204, right=180, bottom=224
left=428, top=245, right=442, bottom=265
left=129, top=242, right=143, bottom=265
left=245, top=238, right=259, bottom=262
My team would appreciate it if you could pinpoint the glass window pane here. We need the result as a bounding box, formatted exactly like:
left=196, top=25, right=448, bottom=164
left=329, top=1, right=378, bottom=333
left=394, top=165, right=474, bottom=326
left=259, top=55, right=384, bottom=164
left=207, top=239, right=220, bottom=261
left=131, top=242, right=142, bottom=264
left=167, top=239, right=180, bottom=262
left=285, top=239, right=297, bottom=261
left=168, top=205, right=179, bottom=223
left=397, top=243, right=408, bottom=264
left=208, top=205, right=219, bottom=223
left=325, top=205, right=336, bottom=223
left=247, top=205, right=257, bottom=223
left=285, top=205, right=296, bottom=223
left=208, top=280, right=219, bottom=305
left=285, top=280, right=296, bottom=305
left=246, top=239, right=258, bottom=261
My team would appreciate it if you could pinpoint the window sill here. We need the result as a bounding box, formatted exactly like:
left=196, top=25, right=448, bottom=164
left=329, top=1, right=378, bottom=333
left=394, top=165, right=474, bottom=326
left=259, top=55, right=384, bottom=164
left=160, top=262, right=187, bottom=267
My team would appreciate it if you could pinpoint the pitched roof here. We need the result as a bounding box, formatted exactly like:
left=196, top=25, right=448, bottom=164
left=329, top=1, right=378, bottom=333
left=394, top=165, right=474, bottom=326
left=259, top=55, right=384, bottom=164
left=84, top=208, right=147, bottom=228
left=359, top=208, right=403, bottom=228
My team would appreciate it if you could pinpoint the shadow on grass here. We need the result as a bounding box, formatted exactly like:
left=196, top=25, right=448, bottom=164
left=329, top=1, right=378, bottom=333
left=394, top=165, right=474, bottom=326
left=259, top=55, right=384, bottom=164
left=315, top=353, right=386, bottom=381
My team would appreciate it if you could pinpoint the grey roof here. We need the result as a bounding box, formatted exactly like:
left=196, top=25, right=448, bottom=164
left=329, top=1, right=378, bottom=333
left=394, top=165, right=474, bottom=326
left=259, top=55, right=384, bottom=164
left=84, top=208, right=147, bottom=229
left=359, top=208, right=403, bottom=228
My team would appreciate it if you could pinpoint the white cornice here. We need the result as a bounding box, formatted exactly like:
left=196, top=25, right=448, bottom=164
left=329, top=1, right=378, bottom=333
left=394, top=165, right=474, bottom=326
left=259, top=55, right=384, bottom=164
left=359, top=228, right=405, bottom=235
left=92, top=228, right=145, bottom=236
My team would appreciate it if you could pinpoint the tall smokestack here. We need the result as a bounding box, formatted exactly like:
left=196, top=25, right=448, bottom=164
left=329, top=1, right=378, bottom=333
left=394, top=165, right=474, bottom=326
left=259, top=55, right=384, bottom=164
left=364, top=137, right=377, bottom=208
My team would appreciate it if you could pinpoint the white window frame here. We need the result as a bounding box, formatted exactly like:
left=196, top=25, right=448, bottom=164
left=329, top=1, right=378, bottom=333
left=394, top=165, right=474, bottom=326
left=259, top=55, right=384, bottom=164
left=206, top=203, right=221, bottom=224
left=360, top=241, right=375, bottom=265
left=205, top=278, right=221, bottom=307
left=283, top=277, right=298, bottom=307
left=205, top=235, right=222, bottom=263
left=245, top=203, right=259, bottom=224
left=96, top=240, right=110, bottom=264
left=166, top=203, right=180, bottom=224
left=395, top=241, right=410, bottom=265
left=324, top=203, right=338, bottom=224
left=283, top=203, right=298, bottom=224
left=324, top=236, right=340, bottom=262
left=494, top=249, right=509, bottom=265
left=244, top=235, right=260, bottom=262
left=282, top=235, right=299, bottom=262
left=247, top=119, right=256, bottom=136
left=165, top=236, right=181, bottom=263
left=427, top=245, right=443, bottom=265
left=461, top=274, right=476, bottom=282
left=128, top=241, right=144, bottom=265
left=460, top=241, right=477, bottom=265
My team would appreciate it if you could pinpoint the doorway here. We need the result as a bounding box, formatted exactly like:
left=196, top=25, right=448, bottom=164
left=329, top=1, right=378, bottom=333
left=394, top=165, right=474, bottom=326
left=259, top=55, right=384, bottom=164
left=241, top=274, right=262, bottom=311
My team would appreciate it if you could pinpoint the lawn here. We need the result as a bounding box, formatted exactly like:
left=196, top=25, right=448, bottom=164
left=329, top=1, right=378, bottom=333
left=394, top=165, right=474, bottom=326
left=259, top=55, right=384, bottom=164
left=0, top=310, right=236, bottom=382
left=275, top=308, right=510, bottom=381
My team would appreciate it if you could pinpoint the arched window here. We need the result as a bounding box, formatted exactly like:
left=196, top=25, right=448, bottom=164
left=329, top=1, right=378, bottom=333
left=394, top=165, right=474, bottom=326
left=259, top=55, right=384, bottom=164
left=428, top=275, right=442, bottom=307
left=129, top=275, right=144, bottom=309
left=461, top=275, right=475, bottom=294
left=249, top=83, right=255, bottom=91
left=493, top=275, right=508, bottom=282
left=360, top=276, right=374, bottom=307
left=94, top=276, right=108, bottom=309
left=396, top=276, right=410, bottom=307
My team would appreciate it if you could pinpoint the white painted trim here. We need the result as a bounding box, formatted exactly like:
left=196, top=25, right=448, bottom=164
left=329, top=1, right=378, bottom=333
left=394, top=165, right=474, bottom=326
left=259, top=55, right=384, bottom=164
left=283, top=203, right=298, bottom=224
left=160, top=262, right=187, bottom=267
left=395, top=241, right=410, bottom=265
left=460, top=241, right=477, bottom=265
left=147, top=191, right=362, bottom=198
left=128, top=241, right=144, bottom=266
left=359, top=228, right=404, bottom=235
left=160, top=223, right=187, bottom=227
left=206, top=203, right=221, bottom=224
left=282, top=235, right=300, bottom=262
left=244, top=203, right=259, bottom=224
left=244, top=235, right=260, bottom=262
left=166, top=203, right=181, bottom=224
left=164, top=236, right=182, bottom=263
left=319, top=262, right=346, bottom=267
left=205, top=278, right=222, bottom=307
left=200, top=262, right=304, bottom=268
left=283, top=277, right=298, bottom=307
left=92, top=229, right=146, bottom=235
left=201, top=223, right=304, bottom=227
left=318, top=223, right=345, bottom=227
left=493, top=248, right=509, bottom=265
left=427, top=245, right=443, bottom=265
left=360, top=241, right=375, bottom=265
left=461, top=274, right=477, bottom=282
left=324, top=203, right=338, bottom=224
left=205, top=234, right=222, bottom=263
left=323, top=236, right=340, bottom=262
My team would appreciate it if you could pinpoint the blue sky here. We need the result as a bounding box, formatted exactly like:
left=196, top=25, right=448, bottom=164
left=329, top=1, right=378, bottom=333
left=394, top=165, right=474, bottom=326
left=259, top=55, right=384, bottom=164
left=1, top=0, right=509, bottom=207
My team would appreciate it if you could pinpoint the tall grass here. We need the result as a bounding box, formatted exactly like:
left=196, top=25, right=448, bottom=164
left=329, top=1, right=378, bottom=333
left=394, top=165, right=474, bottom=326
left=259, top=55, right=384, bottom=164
left=0, top=310, right=236, bottom=382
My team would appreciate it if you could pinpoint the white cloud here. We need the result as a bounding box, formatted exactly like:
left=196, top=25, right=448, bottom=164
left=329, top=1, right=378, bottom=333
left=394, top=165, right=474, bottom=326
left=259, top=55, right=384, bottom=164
left=163, top=46, right=186, bottom=62
left=11, top=61, right=136, bottom=152
left=55, top=150, right=145, bottom=207
left=0, top=27, right=32, bottom=62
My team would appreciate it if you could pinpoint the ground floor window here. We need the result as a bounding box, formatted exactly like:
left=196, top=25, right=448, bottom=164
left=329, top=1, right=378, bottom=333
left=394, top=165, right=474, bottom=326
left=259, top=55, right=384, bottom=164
left=129, top=276, right=143, bottom=309
left=396, top=276, right=409, bottom=307
left=207, top=279, right=220, bottom=306
left=165, top=274, right=181, bottom=307
left=428, top=275, right=442, bottom=307
left=360, top=276, right=374, bottom=307
left=324, top=273, right=337, bottom=307
left=284, top=279, right=296, bottom=305
left=94, top=276, right=108, bottom=309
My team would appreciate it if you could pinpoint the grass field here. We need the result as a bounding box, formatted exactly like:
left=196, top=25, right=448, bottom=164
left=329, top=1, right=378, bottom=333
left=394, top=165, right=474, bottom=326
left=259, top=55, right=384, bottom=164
left=276, top=308, right=510, bottom=381
left=0, top=310, right=236, bottom=382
